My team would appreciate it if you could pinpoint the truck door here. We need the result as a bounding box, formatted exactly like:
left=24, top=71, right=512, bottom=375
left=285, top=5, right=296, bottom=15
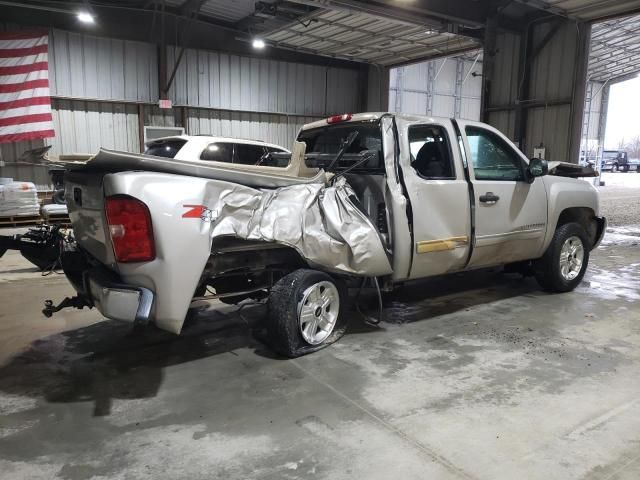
left=397, top=118, right=471, bottom=279
left=456, top=120, right=548, bottom=268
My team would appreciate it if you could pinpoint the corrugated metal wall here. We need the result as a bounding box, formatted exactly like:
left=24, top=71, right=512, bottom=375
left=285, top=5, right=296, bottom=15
left=49, top=29, right=158, bottom=102
left=0, top=27, right=363, bottom=189
left=49, top=99, right=140, bottom=155
left=168, top=47, right=361, bottom=116
left=486, top=22, right=589, bottom=162
left=524, top=22, right=580, bottom=161
left=388, top=55, right=482, bottom=120
left=186, top=109, right=317, bottom=148
left=486, top=31, right=521, bottom=140
left=582, top=81, right=605, bottom=142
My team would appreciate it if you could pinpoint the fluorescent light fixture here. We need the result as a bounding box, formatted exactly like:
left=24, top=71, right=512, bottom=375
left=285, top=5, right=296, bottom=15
left=77, top=12, right=95, bottom=24
left=252, top=38, right=266, bottom=49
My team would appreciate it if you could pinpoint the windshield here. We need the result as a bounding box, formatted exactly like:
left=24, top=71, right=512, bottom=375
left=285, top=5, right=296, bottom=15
left=144, top=139, right=187, bottom=158
left=297, top=121, right=383, bottom=172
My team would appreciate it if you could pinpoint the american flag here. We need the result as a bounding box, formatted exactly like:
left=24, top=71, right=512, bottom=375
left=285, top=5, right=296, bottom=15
left=0, top=30, right=54, bottom=144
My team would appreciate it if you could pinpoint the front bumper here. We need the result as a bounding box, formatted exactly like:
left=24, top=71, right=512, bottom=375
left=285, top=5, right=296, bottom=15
left=86, top=269, right=154, bottom=324
left=593, top=216, right=607, bottom=249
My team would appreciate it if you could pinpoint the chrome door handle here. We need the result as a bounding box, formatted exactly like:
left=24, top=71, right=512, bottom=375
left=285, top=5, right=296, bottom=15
left=479, top=192, right=500, bottom=204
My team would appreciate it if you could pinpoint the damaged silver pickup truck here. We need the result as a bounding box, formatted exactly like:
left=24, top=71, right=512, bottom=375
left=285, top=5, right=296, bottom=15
left=43, top=113, right=605, bottom=357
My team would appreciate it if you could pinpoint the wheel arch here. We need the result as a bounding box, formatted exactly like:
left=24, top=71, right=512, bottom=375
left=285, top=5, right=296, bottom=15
left=549, top=207, right=599, bottom=251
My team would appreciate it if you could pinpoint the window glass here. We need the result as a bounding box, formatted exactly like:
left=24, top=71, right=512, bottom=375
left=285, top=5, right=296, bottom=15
left=235, top=144, right=267, bottom=165
left=297, top=121, right=383, bottom=172
left=465, top=127, right=525, bottom=181
left=200, top=142, right=234, bottom=163
left=408, top=125, right=455, bottom=179
left=143, top=139, right=187, bottom=158
left=259, top=147, right=290, bottom=167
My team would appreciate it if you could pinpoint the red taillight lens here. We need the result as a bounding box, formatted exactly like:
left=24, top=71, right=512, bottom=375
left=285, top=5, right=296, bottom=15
left=327, top=113, right=352, bottom=124
left=105, top=195, right=155, bottom=263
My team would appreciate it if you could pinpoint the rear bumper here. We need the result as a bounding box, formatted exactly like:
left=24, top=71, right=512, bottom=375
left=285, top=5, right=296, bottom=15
left=593, top=216, right=607, bottom=249
left=86, top=269, right=154, bottom=324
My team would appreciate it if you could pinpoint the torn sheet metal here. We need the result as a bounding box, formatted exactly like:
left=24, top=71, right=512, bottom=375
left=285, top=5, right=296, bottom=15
left=205, top=176, right=393, bottom=277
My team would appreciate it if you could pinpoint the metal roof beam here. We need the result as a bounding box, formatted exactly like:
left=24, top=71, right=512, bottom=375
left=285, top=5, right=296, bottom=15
left=512, top=0, right=574, bottom=19
left=284, top=0, right=487, bottom=30
left=608, top=69, right=640, bottom=85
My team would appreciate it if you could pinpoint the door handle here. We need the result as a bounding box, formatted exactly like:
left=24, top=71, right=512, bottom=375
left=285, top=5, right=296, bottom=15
left=479, top=192, right=500, bottom=204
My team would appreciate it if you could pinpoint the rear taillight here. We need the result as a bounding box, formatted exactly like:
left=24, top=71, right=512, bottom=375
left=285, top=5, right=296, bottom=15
left=105, top=195, right=155, bottom=263
left=327, top=113, right=352, bottom=124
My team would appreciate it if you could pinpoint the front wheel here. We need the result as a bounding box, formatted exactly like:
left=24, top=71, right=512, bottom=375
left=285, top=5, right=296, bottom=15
left=611, top=163, right=618, bottom=172
left=534, top=222, right=591, bottom=292
left=267, top=269, right=348, bottom=358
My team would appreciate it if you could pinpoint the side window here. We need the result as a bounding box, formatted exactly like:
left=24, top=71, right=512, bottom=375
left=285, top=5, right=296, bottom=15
left=465, top=127, right=525, bottom=181
left=260, top=147, right=290, bottom=167
left=408, top=125, right=455, bottom=179
left=235, top=144, right=267, bottom=165
left=200, top=142, right=233, bottom=163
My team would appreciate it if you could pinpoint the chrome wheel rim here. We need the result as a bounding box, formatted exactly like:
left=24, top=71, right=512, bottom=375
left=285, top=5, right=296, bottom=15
left=559, top=235, right=584, bottom=281
left=298, top=281, right=339, bottom=345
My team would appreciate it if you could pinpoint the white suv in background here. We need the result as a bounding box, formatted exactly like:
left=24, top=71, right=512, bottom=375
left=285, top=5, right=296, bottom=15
left=144, top=135, right=291, bottom=169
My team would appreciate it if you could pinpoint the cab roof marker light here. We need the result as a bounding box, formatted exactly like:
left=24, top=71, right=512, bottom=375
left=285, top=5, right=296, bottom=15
left=327, top=113, right=352, bottom=124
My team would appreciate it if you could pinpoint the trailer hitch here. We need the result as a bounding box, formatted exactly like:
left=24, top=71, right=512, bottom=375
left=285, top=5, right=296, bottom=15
left=42, top=296, right=91, bottom=317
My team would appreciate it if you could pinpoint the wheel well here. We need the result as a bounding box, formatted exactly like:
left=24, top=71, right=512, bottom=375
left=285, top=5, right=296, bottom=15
left=556, top=207, right=597, bottom=245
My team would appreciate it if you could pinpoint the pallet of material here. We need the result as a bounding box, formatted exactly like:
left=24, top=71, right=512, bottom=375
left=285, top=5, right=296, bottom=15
left=45, top=214, right=71, bottom=225
left=0, top=214, right=42, bottom=227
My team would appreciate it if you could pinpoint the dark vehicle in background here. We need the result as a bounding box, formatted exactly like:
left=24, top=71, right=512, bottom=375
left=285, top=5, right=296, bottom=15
left=599, top=150, right=640, bottom=172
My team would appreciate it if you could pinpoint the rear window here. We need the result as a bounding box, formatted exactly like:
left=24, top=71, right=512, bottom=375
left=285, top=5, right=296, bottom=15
left=143, top=139, right=187, bottom=158
left=297, top=121, right=383, bottom=172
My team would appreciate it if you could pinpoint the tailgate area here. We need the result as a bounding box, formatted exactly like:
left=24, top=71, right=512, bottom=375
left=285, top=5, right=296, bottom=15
left=64, top=171, right=115, bottom=266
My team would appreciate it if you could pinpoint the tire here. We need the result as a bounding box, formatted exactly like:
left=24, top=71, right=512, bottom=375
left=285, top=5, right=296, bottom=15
left=535, top=222, right=591, bottom=293
left=267, top=269, right=348, bottom=358
left=611, top=163, right=618, bottom=172
left=622, top=165, right=629, bottom=173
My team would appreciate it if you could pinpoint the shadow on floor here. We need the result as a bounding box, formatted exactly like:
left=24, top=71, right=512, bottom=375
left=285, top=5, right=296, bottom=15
left=0, top=269, right=539, bottom=415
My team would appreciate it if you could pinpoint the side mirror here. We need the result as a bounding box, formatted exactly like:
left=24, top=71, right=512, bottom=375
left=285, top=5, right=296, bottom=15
left=527, top=158, right=548, bottom=182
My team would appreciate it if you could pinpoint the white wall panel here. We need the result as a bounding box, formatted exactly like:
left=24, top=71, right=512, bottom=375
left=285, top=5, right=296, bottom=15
left=47, top=100, right=139, bottom=156
left=0, top=140, right=51, bottom=190
left=389, top=56, right=482, bottom=120
left=186, top=108, right=318, bottom=149
left=169, top=47, right=360, bottom=116
left=50, top=29, right=157, bottom=102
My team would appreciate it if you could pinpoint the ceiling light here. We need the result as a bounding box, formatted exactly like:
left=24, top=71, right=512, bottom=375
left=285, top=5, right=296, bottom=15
left=252, top=38, right=266, bottom=49
left=77, top=12, right=95, bottom=24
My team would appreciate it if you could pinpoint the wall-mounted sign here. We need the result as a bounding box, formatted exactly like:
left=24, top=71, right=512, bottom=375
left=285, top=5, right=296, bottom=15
left=158, top=99, right=172, bottom=109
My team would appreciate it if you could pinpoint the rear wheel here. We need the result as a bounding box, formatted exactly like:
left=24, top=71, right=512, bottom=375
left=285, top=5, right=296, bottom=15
left=535, top=222, right=590, bottom=292
left=267, top=269, right=348, bottom=357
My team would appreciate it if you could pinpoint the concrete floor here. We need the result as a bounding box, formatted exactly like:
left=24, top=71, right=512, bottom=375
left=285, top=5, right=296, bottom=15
left=1, top=175, right=639, bottom=479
